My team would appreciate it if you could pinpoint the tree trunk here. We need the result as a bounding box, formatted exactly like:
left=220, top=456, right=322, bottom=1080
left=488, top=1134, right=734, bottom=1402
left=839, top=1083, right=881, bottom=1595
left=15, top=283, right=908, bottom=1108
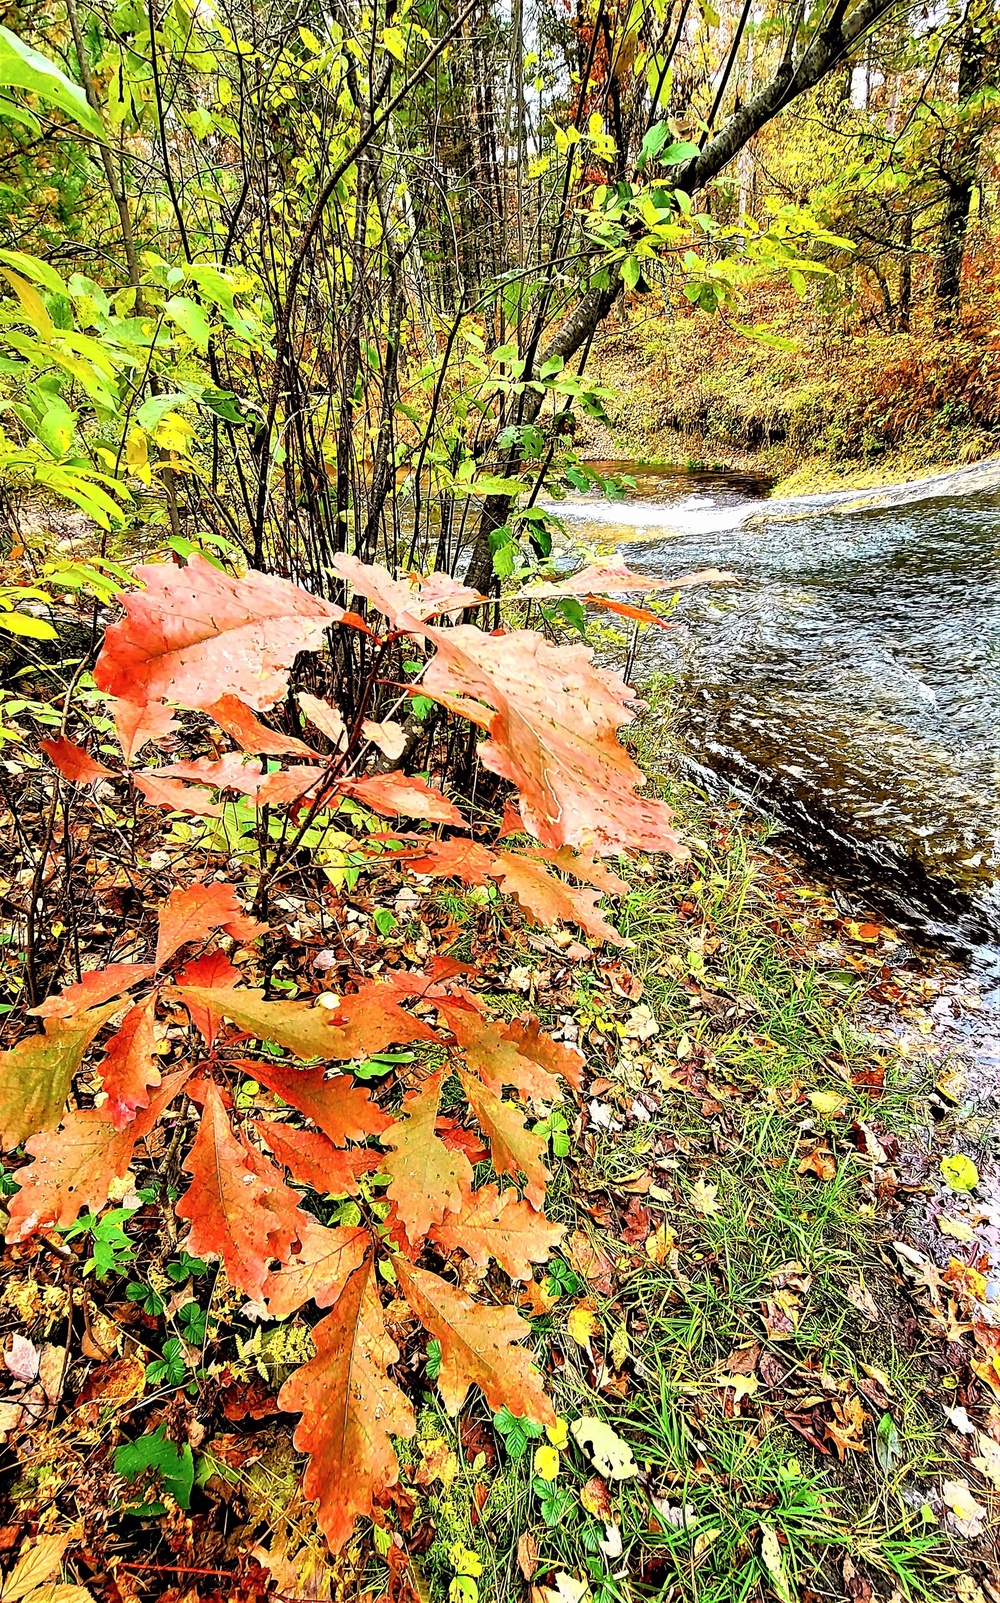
left=934, top=11, right=987, bottom=329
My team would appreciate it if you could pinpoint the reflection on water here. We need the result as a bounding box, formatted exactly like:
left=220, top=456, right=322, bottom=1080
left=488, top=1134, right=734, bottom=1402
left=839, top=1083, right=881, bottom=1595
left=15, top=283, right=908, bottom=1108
left=553, top=460, right=1000, bottom=950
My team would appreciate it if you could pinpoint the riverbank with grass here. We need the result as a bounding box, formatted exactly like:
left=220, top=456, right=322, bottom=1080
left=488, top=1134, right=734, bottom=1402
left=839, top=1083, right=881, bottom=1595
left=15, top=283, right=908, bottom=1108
left=412, top=728, right=999, bottom=1603
left=578, top=301, right=1000, bottom=499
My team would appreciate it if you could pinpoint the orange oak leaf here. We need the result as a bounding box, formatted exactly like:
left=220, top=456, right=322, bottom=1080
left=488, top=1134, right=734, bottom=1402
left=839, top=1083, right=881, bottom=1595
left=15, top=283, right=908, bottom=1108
left=532, top=845, right=630, bottom=897
left=583, top=597, right=670, bottom=627
left=362, top=719, right=406, bottom=760
left=30, top=962, right=156, bottom=1020
left=278, top=1257, right=416, bottom=1551
left=504, top=1016, right=584, bottom=1092
left=5, top=1067, right=193, bottom=1241
left=110, top=697, right=179, bottom=762
left=156, top=881, right=266, bottom=967
left=393, top=1256, right=554, bottom=1423
left=205, top=693, right=319, bottom=757
left=437, top=999, right=563, bottom=1103
left=94, top=554, right=343, bottom=711
left=237, top=1059, right=391, bottom=1145
left=253, top=765, right=327, bottom=807
left=260, top=1120, right=381, bottom=1196
left=262, top=1213, right=371, bottom=1319
left=516, top=560, right=734, bottom=597
left=341, top=771, right=464, bottom=825
left=40, top=735, right=116, bottom=784
left=298, top=692, right=346, bottom=750
left=157, top=752, right=264, bottom=794
left=0, top=999, right=128, bottom=1150
left=390, top=835, right=495, bottom=885
left=174, top=949, right=238, bottom=1048
left=330, top=554, right=484, bottom=628
left=381, top=1071, right=472, bottom=1244
left=134, top=773, right=223, bottom=816
left=491, top=851, right=629, bottom=948
left=430, top=1182, right=565, bottom=1281
left=238, top=1133, right=309, bottom=1266
left=420, top=624, right=687, bottom=858
left=176, top=1084, right=301, bottom=1299
left=98, top=994, right=160, bottom=1130
left=458, top=1067, right=549, bottom=1208
left=179, top=982, right=437, bottom=1062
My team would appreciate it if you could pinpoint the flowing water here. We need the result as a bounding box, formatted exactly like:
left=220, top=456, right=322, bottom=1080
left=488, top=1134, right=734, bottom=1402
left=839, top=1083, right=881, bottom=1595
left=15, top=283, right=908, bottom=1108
left=546, top=457, right=1000, bottom=960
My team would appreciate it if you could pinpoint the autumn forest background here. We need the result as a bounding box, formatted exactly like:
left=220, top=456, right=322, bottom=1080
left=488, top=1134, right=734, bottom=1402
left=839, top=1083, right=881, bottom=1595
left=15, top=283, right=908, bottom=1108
left=0, top=2, right=998, bottom=1603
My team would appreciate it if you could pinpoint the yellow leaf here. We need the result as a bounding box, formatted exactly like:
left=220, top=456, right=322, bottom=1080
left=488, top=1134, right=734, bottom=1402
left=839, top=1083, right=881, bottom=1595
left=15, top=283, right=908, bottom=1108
left=972, top=1430, right=1000, bottom=1489
left=941, top=1478, right=986, bottom=1529
left=808, top=1091, right=846, bottom=1116
left=940, top=1154, right=979, bottom=1193
left=690, top=1178, right=719, bottom=1216
left=937, top=1214, right=975, bottom=1244
left=1, top=268, right=54, bottom=342
left=545, top=1417, right=569, bottom=1450
left=567, top=1304, right=598, bottom=1348
left=533, top=1444, right=560, bottom=1482
left=644, top=1222, right=674, bottom=1263
left=759, top=1524, right=793, bottom=1603
left=2, top=1534, right=72, bottom=1603
left=717, top=1374, right=759, bottom=1402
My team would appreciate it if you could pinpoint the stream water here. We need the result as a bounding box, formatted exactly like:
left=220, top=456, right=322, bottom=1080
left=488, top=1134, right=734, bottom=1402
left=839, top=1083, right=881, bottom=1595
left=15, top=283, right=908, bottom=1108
left=547, top=457, right=1000, bottom=962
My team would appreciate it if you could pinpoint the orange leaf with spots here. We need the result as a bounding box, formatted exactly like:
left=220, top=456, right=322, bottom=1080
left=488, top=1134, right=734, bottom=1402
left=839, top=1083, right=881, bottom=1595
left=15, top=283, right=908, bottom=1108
left=157, top=752, right=264, bottom=795
left=0, top=1000, right=127, bottom=1151
left=430, top=1182, right=564, bottom=1281
left=260, top=1120, right=381, bottom=1196
left=180, top=982, right=437, bottom=1063
left=156, top=881, right=266, bottom=967
left=110, top=697, right=179, bottom=762
left=205, top=693, right=318, bottom=757
left=394, top=1256, right=554, bottom=1424
left=492, top=851, right=629, bottom=948
left=262, top=1213, right=371, bottom=1320
left=381, top=1071, right=472, bottom=1243
left=30, top=963, right=156, bottom=1021
left=457, top=1067, right=549, bottom=1209
left=437, top=999, right=563, bottom=1103
left=174, top=950, right=238, bottom=1048
left=94, top=554, right=343, bottom=711
left=134, top=772, right=223, bottom=816
left=278, top=1257, right=416, bottom=1551
left=237, top=1059, right=391, bottom=1145
left=342, top=771, right=464, bottom=825
left=176, top=1084, right=303, bottom=1299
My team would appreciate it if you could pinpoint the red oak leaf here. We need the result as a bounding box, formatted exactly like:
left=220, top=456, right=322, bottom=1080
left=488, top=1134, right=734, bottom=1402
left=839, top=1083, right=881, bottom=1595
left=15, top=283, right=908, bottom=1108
left=420, top=624, right=687, bottom=857
left=30, top=962, right=156, bottom=1021
left=504, top=1016, right=584, bottom=1092
left=178, top=982, right=438, bottom=1062
left=531, top=845, right=630, bottom=896
left=40, top=735, right=116, bottom=784
left=330, top=554, right=484, bottom=628
left=205, top=693, right=319, bottom=757
left=278, top=1257, right=416, bottom=1551
left=516, top=560, right=733, bottom=597
left=98, top=994, right=160, bottom=1129
left=238, top=1059, right=391, bottom=1144
left=134, top=773, right=223, bottom=816
left=394, top=835, right=495, bottom=885
left=174, top=949, right=238, bottom=1048
left=253, top=765, right=327, bottom=807
left=430, top=1182, right=565, bottom=1281
left=341, top=771, right=464, bottom=825
left=458, top=1067, right=549, bottom=1208
left=94, top=554, right=343, bottom=711
left=175, top=1084, right=301, bottom=1300
left=110, top=697, right=179, bottom=761
left=436, top=998, right=562, bottom=1102
left=491, top=851, right=629, bottom=948
left=260, top=1120, right=381, bottom=1196
left=394, top=1256, right=554, bottom=1423
left=381, top=1071, right=472, bottom=1244
left=262, top=1214, right=370, bottom=1320
left=156, top=881, right=266, bottom=967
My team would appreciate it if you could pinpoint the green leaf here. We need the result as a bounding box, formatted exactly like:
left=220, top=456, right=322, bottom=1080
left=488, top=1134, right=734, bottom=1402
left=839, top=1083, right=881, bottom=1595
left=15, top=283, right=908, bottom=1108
left=0, top=95, right=39, bottom=135
left=0, top=26, right=104, bottom=139
left=0, top=249, right=66, bottom=295
left=36, top=396, right=77, bottom=459
left=114, top=1424, right=194, bottom=1511
left=659, top=139, right=700, bottom=164
left=621, top=256, right=641, bottom=292
left=164, top=295, right=211, bottom=353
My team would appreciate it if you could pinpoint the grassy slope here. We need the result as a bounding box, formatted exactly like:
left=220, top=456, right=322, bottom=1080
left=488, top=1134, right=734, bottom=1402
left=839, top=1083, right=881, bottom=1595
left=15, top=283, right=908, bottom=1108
left=577, top=287, right=1000, bottom=494
left=414, top=734, right=993, bottom=1603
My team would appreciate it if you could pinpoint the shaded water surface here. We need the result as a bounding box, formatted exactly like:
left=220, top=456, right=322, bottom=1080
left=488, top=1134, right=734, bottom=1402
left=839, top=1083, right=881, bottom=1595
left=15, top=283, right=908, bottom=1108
left=549, top=460, right=1000, bottom=952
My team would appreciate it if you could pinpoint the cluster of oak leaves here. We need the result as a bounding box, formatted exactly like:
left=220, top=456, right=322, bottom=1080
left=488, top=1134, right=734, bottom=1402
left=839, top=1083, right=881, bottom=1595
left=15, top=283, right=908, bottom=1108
left=2, top=548, right=722, bottom=1551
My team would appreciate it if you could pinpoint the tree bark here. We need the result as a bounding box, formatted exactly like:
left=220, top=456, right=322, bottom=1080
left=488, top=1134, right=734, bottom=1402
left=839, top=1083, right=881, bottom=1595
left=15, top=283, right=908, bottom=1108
left=934, top=12, right=988, bottom=330
left=463, top=0, right=900, bottom=593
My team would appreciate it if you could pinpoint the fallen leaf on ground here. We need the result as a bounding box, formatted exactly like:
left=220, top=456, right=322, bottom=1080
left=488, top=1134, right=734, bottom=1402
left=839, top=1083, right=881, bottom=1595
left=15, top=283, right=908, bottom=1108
left=569, top=1417, right=637, bottom=1480
left=940, top=1153, right=979, bottom=1193
left=759, top=1524, right=793, bottom=1603
left=567, top=1304, right=598, bottom=1349
left=941, top=1477, right=987, bottom=1536
left=516, top=1533, right=538, bottom=1582
left=579, top=1476, right=611, bottom=1518
left=937, top=1214, right=975, bottom=1243
left=689, top=1178, right=719, bottom=1216
left=3, top=1333, right=39, bottom=1382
